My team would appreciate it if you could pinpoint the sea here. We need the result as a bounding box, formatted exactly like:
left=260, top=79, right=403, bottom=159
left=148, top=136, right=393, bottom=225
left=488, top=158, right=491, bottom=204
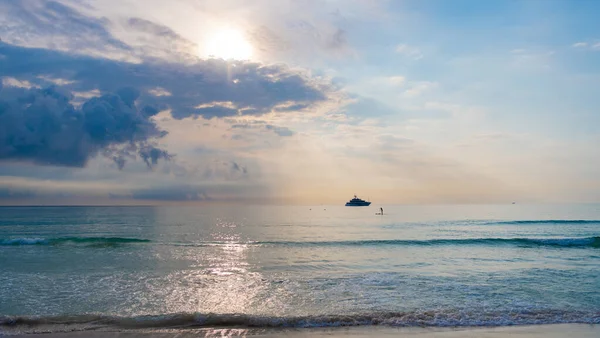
left=1, top=204, right=599, bottom=335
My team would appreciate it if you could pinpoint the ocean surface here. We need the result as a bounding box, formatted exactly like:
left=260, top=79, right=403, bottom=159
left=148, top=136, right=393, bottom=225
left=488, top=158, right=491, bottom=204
left=1, top=204, right=599, bottom=335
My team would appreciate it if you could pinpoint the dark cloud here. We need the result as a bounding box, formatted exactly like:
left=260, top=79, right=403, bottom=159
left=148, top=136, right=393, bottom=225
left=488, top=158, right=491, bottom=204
left=124, top=17, right=199, bottom=62
left=230, top=121, right=266, bottom=129
left=127, top=18, right=184, bottom=40
left=0, top=41, right=330, bottom=121
left=0, top=1, right=334, bottom=184
left=265, top=125, right=294, bottom=137
left=202, top=160, right=249, bottom=181
left=231, top=161, right=248, bottom=174
left=0, top=187, right=35, bottom=200
left=0, top=163, right=75, bottom=180
left=194, top=106, right=240, bottom=119
left=0, top=83, right=169, bottom=168
left=0, top=38, right=331, bottom=168
left=229, top=120, right=294, bottom=137
left=0, top=0, right=130, bottom=53
left=275, top=103, right=311, bottom=112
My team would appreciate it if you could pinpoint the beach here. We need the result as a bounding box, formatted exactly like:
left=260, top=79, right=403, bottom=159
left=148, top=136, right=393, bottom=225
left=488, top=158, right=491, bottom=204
left=6, top=324, right=600, bottom=337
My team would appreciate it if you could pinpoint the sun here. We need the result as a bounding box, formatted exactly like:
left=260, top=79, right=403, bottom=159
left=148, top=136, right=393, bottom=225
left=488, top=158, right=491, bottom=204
left=203, top=28, right=253, bottom=60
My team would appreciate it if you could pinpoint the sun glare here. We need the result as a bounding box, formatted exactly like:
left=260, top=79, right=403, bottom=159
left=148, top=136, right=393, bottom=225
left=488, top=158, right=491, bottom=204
left=203, top=28, right=253, bottom=61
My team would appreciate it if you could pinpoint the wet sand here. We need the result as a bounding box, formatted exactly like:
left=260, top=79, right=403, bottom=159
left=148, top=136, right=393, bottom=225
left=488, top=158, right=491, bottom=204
left=7, top=324, right=600, bottom=337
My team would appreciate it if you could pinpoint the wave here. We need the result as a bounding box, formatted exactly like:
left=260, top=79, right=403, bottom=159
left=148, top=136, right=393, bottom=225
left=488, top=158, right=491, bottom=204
left=252, top=237, right=600, bottom=249
left=487, top=219, right=600, bottom=225
left=0, top=237, right=150, bottom=247
left=2, top=236, right=599, bottom=249
left=1, top=310, right=599, bottom=331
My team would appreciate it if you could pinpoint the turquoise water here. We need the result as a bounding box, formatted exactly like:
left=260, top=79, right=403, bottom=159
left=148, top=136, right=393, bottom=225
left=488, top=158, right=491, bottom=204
left=1, top=205, right=599, bottom=334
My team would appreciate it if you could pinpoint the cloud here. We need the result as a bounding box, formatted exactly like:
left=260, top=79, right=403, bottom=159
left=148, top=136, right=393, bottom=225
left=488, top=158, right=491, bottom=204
left=120, top=17, right=200, bottom=62
left=395, top=44, right=423, bottom=60
left=571, top=40, right=600, bottom=51
left=265, top=125, right=294, bottom=137
left=203, top=160, right=248, bottom=179
left=387, top=76, right=406, bottom=86
left=0, top=82, right=169, bottom=168
left=0, top=0, right=133, bottom=60
left=121, top=185, right=210, bottom=201
left=327, top=28, right=348, bottom=51
left=340, top=96, right=399, bottom=119
left=3, top=0, right=366, bottom=65
left=403, top=81, right=438, bottom=97
left=0, top=42, right=332, bottom=121
left=126, top=17, right=184, bottom=41
left=244, top=13, right=355, bottom=60
left=1, top=77, right=35, bottom=89
left=249, top=25, right=291, bottom=54
left=378, top=134, right=414, bottom=150
left=229, top=120, right=295, bottom=137
left=0, top=187, right=35, bottom=200
left=148, top=87, right=172, bottom=97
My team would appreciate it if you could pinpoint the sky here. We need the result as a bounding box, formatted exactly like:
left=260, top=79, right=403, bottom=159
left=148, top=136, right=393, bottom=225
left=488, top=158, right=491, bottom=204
left=0, top=0, right=599, bottom=205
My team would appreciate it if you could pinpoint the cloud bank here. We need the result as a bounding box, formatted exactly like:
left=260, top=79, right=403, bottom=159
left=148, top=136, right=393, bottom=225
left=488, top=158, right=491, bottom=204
left=0, top=82, right=169, bottom=168
left=0, top=41, right=331, bottom=120
left=0, top=40, right=334, bottom=170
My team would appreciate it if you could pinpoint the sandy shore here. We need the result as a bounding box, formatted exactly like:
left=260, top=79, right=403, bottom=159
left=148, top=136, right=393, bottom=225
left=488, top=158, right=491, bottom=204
left=5, top=324, right=599, bottom=337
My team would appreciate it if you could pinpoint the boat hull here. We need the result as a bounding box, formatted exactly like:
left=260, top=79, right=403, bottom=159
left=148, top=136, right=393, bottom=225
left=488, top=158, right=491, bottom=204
left=345, top=202, right=371, bottom=206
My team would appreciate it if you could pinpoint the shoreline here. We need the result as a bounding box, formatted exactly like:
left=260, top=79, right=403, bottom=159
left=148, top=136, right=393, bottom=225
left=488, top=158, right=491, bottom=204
left=5, top=324, right=600, bottom=337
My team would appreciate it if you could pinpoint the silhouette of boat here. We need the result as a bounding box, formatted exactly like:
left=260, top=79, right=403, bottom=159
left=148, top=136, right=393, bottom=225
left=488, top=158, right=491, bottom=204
left=345, top=195, right=371, bottom=206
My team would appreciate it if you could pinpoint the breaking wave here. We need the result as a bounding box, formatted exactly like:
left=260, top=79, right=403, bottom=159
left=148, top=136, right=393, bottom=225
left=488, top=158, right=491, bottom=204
left=486, top=219, right=600, bottom=225
left=2, top=236, right=599, bottom=249
left=254, top=237, right=600, bottom=248
left=0, top=237, right=150, bottom=247
left=1, top=310, right=599, bottom=332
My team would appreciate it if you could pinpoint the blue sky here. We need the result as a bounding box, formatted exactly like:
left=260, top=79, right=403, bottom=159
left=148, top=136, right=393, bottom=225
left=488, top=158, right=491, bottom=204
left=0, top=0, right=599, bottom=204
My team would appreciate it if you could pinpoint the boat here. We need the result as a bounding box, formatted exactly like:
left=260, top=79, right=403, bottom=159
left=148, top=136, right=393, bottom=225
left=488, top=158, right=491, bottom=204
left=345, top=195, right=371, bottom=206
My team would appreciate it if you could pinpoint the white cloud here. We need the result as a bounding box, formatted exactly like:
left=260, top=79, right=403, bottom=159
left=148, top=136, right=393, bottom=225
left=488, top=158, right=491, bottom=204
left=395, top=44, right=423, bottom=60
left=72, top=89, right=102, bottom=100
left=571, top=40, right=600, bottom=51
left=148, top=87, right=172, bottom=97
left=194, top=101, right=236, bottom=109
left=37, top=76, right=76, bottom=86
left=2, top=77, right=37, bottom=89
left=362, top=75, right=406, bottom=89
left=388, top=76, right=406, bottom=86
left=403, top=81, right=438, bottom=97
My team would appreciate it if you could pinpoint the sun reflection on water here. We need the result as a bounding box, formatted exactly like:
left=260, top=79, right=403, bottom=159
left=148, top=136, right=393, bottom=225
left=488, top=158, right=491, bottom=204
left=158, top=221, right=271, bottom=316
